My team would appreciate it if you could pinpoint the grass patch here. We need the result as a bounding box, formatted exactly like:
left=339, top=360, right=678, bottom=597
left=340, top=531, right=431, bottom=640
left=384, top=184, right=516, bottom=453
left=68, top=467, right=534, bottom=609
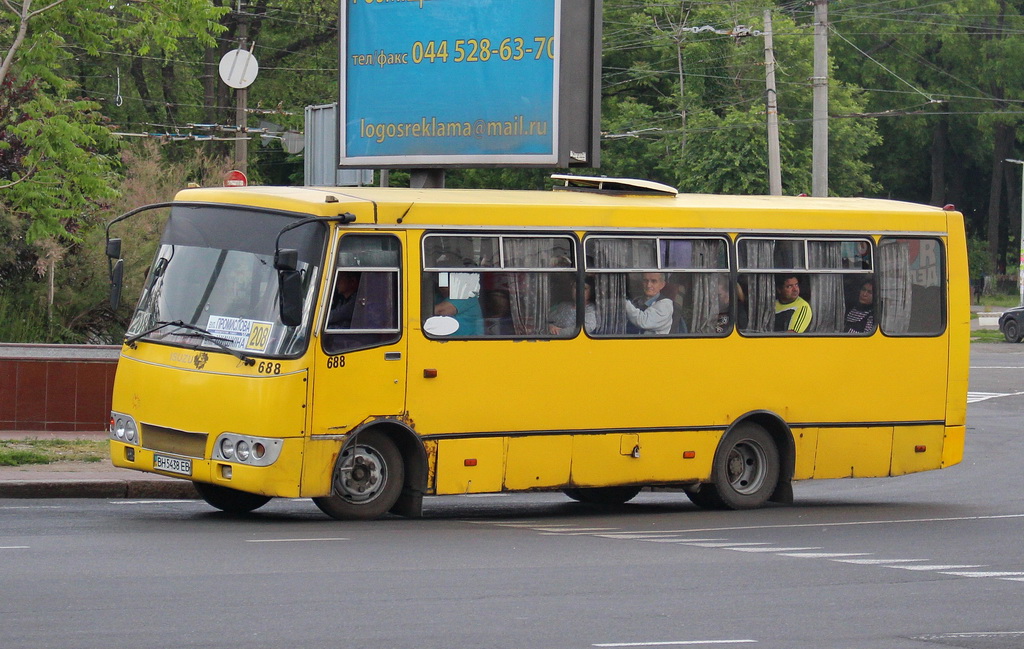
left=978, top=294, right=1021, bottom=308
left=0, top=439, right=109, bottom=466
left=971, top=330, right=1006, bottom=343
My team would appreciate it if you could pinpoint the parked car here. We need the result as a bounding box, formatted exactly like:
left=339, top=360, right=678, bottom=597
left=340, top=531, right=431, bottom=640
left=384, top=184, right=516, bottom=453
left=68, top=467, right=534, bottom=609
left=999, top=307, right=1024, bottom=343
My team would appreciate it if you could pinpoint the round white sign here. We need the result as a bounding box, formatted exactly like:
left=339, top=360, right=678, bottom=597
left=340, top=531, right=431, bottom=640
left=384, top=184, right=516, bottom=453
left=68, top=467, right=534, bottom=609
left=219, top=49, right=259, bottom=89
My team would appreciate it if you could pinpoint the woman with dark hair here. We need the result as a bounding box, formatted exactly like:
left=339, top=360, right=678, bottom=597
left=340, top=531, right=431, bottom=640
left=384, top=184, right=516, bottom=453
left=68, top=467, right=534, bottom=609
left=845, top=279, right=876, bottom=334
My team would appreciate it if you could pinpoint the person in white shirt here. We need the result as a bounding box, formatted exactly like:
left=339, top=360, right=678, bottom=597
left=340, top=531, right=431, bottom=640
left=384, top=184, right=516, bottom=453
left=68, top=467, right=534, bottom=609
left=624, top=272, right=674, bottom=335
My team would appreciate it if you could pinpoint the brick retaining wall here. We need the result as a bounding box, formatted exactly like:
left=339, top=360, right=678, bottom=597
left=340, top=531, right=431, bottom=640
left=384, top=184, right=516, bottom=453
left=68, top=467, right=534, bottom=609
left=0, top=344, right=120, bottom=433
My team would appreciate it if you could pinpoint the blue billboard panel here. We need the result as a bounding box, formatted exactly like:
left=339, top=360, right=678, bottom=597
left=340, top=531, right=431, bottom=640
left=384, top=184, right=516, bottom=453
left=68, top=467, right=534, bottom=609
left=340, top=0, right=560, bottom=166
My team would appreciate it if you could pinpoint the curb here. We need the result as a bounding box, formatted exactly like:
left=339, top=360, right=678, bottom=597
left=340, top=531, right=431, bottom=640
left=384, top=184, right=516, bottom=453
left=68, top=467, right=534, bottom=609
left=0, top=480, right=199, bottom=499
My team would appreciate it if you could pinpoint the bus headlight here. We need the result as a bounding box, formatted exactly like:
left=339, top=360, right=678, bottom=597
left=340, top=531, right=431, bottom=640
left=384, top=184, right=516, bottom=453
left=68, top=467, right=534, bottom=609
left=110, top=412, right=140, bottom=445
left=212, top=433, right=283, bottom=467
left=124, top=419, right=138, bottom=444
left=220, top=438, right=235, bottom=460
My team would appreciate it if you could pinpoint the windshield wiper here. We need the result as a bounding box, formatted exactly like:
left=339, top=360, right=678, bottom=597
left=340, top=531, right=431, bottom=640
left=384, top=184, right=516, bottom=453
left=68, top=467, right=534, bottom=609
left=124, top=320, right=256, bottom=366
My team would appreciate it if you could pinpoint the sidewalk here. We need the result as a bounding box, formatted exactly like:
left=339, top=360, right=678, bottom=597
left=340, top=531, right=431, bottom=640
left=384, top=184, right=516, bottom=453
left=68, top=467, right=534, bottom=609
left=0, top=431, right=197, bottom=499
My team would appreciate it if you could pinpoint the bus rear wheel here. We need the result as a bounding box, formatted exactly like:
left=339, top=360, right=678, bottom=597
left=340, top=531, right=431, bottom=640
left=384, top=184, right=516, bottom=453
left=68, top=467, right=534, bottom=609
left=313, top=431, right=404, bottom=521
left=193, top=482, right=271, bottom=514
left=688, top=423, right=779, bottom=510
left=563, top=486, right=642, bottom=505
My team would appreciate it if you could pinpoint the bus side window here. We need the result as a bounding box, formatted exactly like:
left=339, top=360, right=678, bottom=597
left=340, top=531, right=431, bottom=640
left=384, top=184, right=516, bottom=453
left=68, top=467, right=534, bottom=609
left=877, top=238, right=944, bottom=335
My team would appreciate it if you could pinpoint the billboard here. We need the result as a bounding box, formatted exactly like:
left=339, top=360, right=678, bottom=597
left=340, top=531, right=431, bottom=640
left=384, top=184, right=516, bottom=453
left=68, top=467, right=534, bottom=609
left=339, top=0, right=599, bottom=168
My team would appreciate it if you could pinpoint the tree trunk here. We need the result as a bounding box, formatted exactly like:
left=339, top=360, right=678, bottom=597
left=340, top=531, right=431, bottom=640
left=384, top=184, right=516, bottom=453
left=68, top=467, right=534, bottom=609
left=129, top=59, right=160, bottom=123
left=929, top=116, right=947, bottom=207
left=988, top=121, right=1014, bottom=273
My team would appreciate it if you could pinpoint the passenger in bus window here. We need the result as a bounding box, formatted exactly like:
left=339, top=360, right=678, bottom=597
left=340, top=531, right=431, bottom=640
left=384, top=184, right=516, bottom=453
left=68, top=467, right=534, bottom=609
left=844, top=279, right=876, bottom=334
left=773, top=274, right=812, bottom=333
left=624, top=272, right=674, bottom=335
left=327, top=272, right=360, bottom=328
left=548, top=277, right=597, bottom=336
left=484, top=289, right=514, bottom=335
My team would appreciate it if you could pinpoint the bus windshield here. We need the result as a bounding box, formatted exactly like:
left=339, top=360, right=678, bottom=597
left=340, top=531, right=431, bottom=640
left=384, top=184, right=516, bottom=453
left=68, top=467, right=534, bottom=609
left=126, top=205, right=326, bottom=357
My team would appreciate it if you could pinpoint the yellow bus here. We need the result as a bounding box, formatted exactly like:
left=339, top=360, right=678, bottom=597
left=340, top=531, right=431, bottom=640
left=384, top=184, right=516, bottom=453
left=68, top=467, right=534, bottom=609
left=105, top=176, right=968, bottom=519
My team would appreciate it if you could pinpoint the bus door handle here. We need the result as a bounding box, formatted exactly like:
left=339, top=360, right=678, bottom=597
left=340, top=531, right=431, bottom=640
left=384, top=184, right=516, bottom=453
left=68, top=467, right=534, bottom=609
left=384, top=352, right=402, bottom=361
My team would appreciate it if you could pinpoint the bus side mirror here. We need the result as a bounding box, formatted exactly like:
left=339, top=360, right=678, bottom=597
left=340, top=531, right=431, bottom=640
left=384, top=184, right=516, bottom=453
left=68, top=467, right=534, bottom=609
left=110, top=259, right=124, bottom=311
left=278, top=270, right=303, bottom=327
left=274, top=249, right=303, bottom=326
left=274, top=248, right=298, bottom=271
left=106, top=238, right=122, bottom=259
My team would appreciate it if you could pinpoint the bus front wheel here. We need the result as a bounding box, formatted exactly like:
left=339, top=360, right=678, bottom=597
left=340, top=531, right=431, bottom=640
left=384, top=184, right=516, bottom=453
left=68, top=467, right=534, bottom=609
left=313, top=431, right=404, bottom=521
left=563, top=486, right=642, bottom=505
left=688, top=423, right=779, bottom=510
left=193, top=482, right=271, bottom=514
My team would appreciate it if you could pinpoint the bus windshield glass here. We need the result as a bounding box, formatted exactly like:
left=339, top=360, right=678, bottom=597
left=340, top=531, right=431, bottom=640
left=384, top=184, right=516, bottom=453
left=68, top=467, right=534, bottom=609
left=126, top=205, right=326, bottom=357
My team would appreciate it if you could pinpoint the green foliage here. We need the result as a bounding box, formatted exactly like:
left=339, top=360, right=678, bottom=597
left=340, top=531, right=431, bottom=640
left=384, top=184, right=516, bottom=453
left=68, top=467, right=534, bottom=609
left=968, top=236, right=995, bottom=279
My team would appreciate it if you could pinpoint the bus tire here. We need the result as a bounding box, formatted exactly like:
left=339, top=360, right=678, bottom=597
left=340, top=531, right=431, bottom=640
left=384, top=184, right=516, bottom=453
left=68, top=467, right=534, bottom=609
left=563, top=486, right=642, bottom=505
left=313, top=431, right=404, bottom=521
left=705, top=422, right=780, bottom=510
left=193, top=482, right=271, bottom=514
left=683, top=484, right=727, bottom=510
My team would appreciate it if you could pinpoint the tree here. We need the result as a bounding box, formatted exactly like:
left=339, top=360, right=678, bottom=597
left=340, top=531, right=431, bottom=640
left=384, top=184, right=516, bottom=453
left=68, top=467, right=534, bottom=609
left=0, top=0, right=228, bottom=242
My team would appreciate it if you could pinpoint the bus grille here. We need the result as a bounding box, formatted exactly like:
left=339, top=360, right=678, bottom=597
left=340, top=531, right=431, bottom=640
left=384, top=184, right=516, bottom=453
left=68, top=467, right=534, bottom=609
left=141, top=425, right=208, bottom=458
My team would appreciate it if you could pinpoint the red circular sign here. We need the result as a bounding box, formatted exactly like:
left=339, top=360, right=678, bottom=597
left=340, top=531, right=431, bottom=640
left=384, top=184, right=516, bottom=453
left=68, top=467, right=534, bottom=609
left=224, top=170, right=247, bottom=187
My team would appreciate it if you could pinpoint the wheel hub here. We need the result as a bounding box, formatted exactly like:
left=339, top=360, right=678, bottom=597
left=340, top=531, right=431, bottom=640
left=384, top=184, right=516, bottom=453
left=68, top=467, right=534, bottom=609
left=335, top=445, right=387, bottom=503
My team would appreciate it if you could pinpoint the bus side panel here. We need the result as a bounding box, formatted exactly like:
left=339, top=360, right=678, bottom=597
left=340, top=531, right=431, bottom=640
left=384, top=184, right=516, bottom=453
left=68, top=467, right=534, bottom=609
left=568, top=430, right=720, bottom=487
left=944, top=213, right=970, bottom=432
left=890, top=424, right=944, bottom=475
left=813, top=427, right=893, bottom=478
left=791, top=428, right=818, bottom=480
left=435, top=437, right=505, bottom=494
left=299, top=436, right=344, bottom=497
left=941, top=425, right=965, bottom=468
left=504, top=435, right=572, bottom=490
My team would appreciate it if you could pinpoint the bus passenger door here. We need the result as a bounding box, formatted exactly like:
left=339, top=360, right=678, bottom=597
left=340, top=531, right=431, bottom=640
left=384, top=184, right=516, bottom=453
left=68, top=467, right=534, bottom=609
left=311, top=233, right=407, bottom=436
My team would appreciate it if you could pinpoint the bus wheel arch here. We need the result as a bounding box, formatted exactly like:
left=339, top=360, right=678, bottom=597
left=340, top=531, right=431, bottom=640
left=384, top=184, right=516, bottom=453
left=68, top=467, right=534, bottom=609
left=687, top=412, right=793, bottom=510
left=312, top=421, right=427, bottom=521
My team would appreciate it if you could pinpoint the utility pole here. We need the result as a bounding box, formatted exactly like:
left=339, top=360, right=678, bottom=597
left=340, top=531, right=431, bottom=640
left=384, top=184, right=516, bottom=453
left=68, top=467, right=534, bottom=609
left=235, top=0, right=249, bottom=174
left=812, top=0, right=829, bottom=197
left=764, top=10, right=782, bottom=196
left=1005, top=158, right=1024, bottom=306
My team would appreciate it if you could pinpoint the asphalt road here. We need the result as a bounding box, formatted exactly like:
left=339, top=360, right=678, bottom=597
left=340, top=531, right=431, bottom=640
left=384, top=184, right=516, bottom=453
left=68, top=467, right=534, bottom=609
left=1, top=345, right=1023, bottom=649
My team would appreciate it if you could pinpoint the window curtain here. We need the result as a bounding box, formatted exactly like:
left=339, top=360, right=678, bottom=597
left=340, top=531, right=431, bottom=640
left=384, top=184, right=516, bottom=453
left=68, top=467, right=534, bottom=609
left=740, top=240, right=775, bottom=332
left=878, top=240, right=912, bottom=333
left=808, top=241, right=844, bottom=333
left=505, top=239, right=551, bottom=335
left=589, top=239, right=656, bottom=334
left=690, top=240, right=720, bottom=334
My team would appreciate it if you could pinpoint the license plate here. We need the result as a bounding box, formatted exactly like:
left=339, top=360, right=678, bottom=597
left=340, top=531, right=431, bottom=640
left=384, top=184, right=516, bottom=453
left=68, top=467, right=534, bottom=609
left=154, top=454, right=192, bottom=476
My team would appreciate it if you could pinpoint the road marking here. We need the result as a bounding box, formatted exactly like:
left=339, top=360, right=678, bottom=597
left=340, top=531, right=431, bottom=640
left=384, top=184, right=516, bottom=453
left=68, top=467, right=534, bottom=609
left=727, top=546, right=822, bottom=553
left=888, top=564, right=985, bottom=571
left=938, top=570, right=1024, bottom=578
left=0, top=546, right=30, bottom=549
left=591, top=533, right=706, bottom=540
left=683, top=542, right=771, bottom=548
left=634, top=513, right=1024, bottom=535
left=594, top=640, right=756, bottom=647
left=535, top=527, right=620, bottom=533
left=914, top=632, right=1024, bottom=641
left=967, top=391, right=1024, bottom=403
left=831, top=558, right=925, bottom=565
left=245, top=538, right=348, bottom=543
left=778, top=552, right=873, bottom=559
